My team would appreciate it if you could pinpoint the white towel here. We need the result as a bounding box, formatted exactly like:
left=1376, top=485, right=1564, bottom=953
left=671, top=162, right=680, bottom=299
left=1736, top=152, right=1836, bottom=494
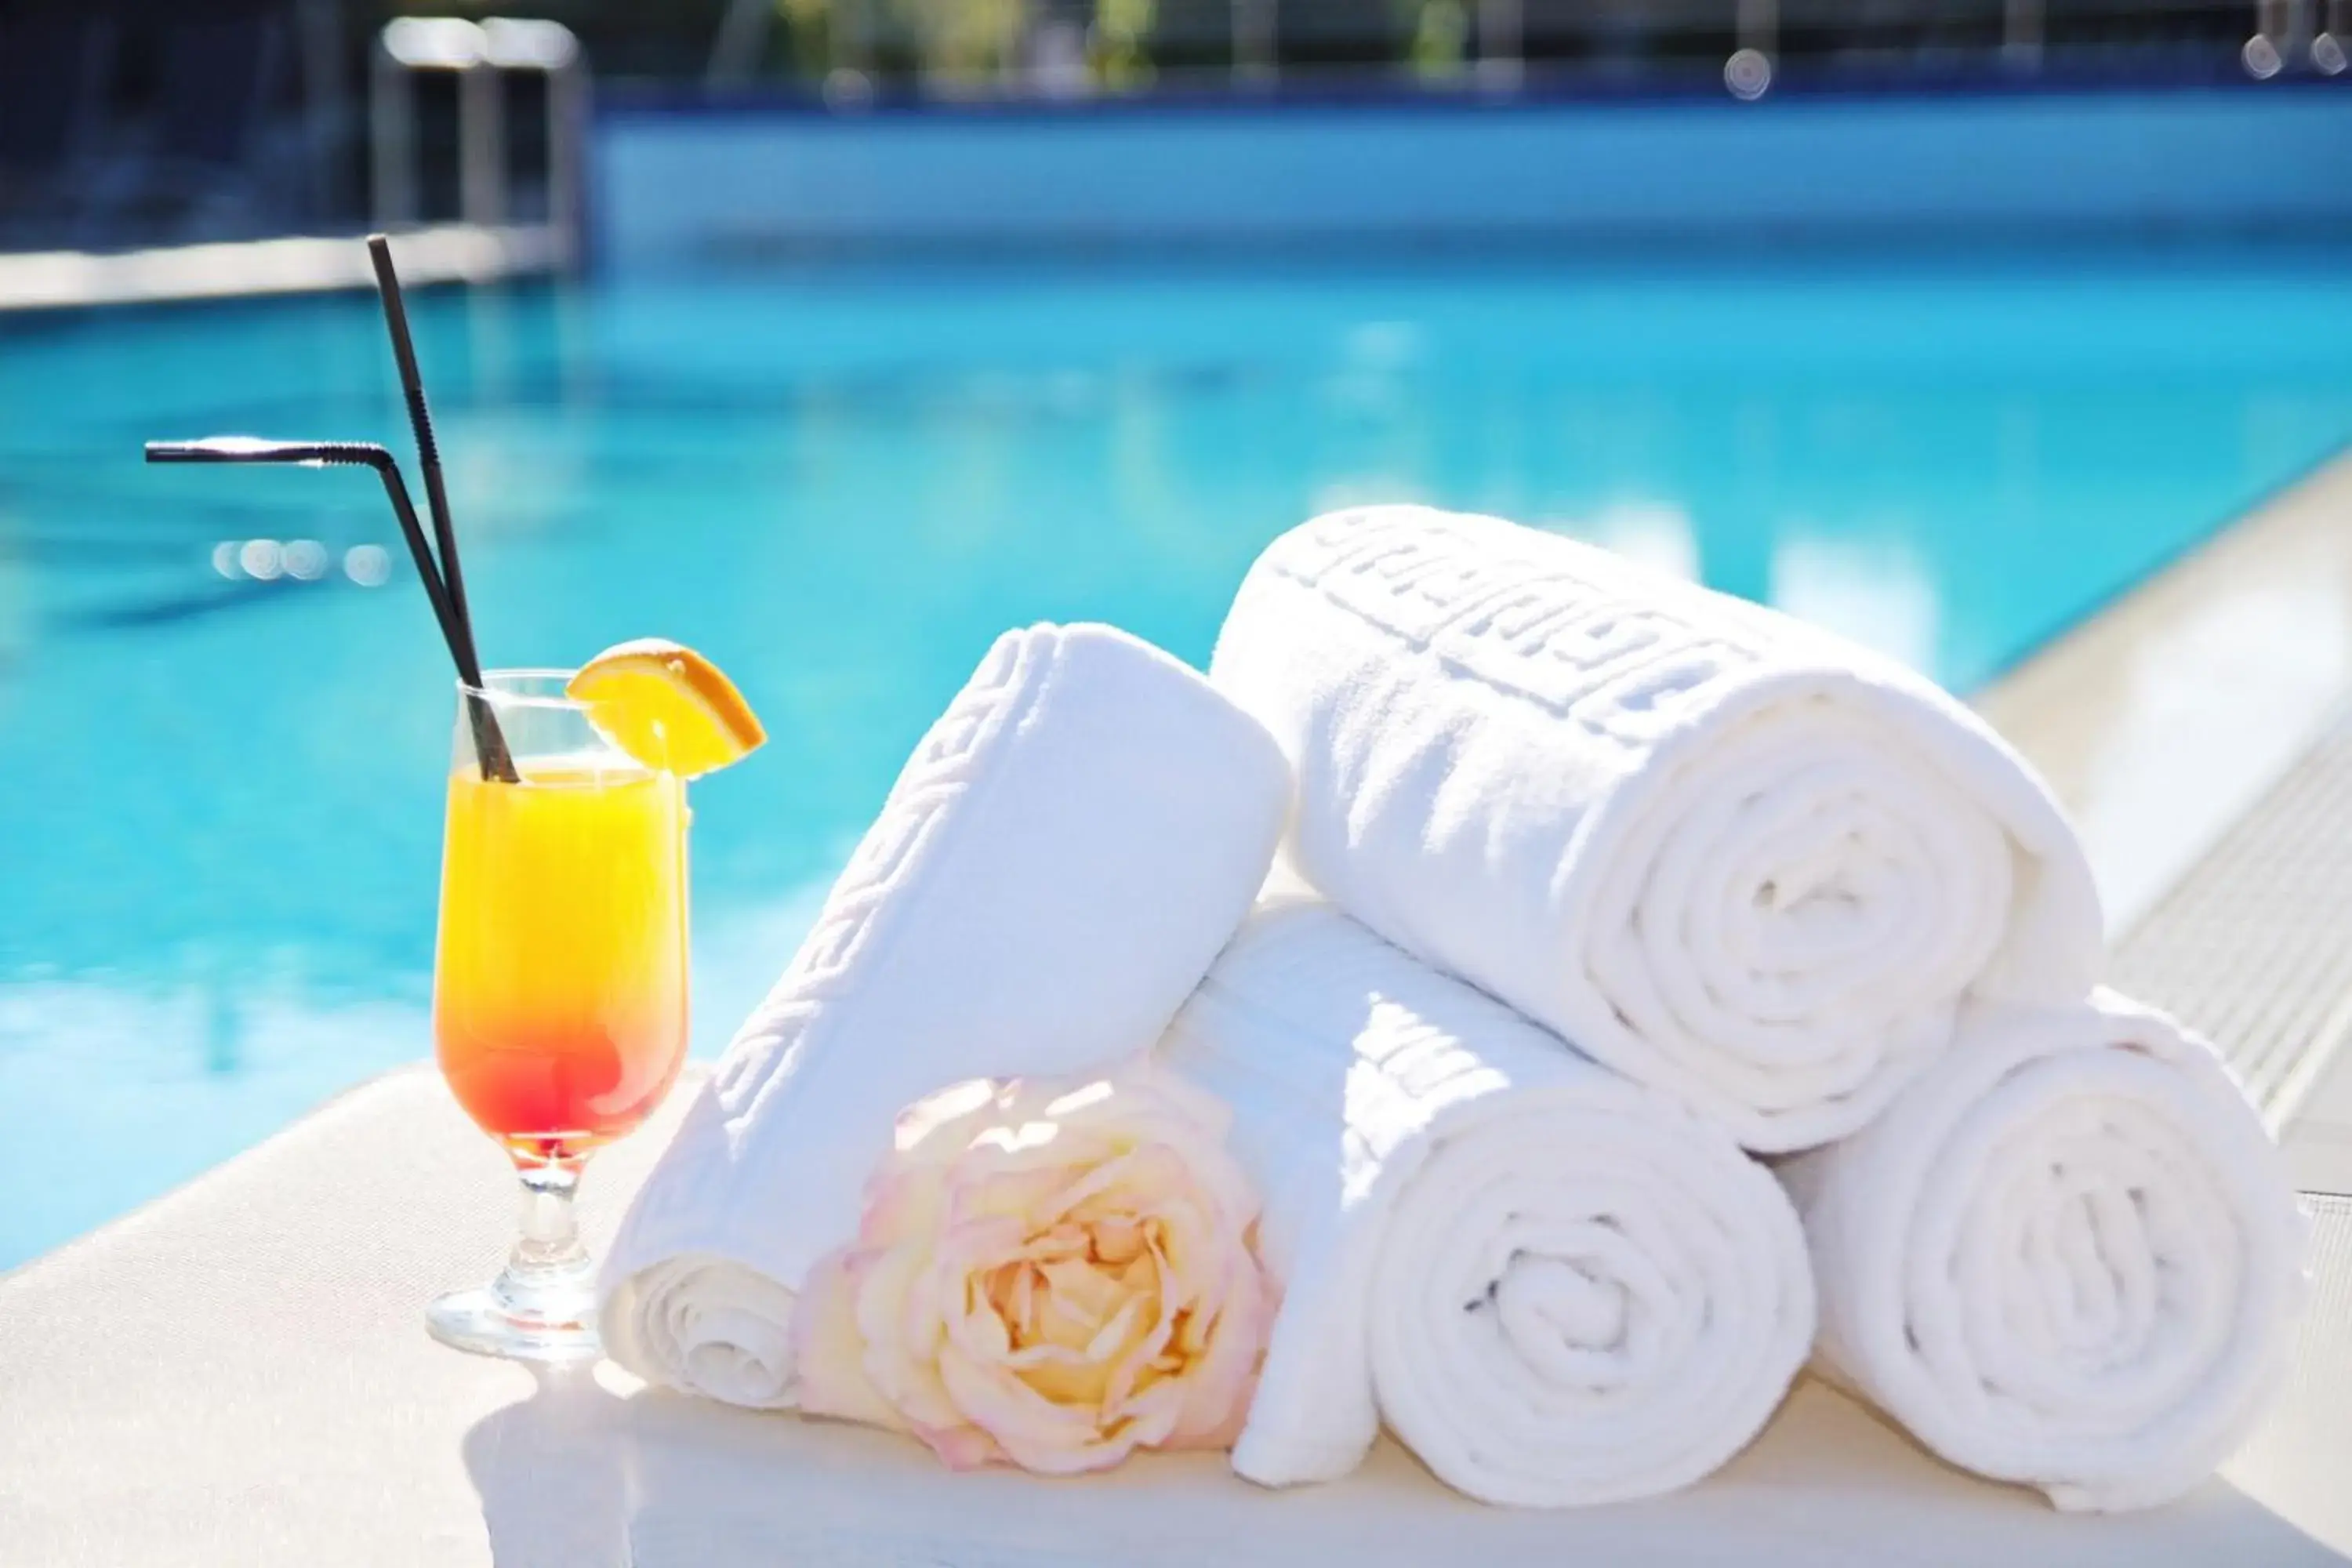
left=1210, top=505, right=2103, bottom=1152
left=1783, top=991, right=2307, bottom=1511
left=1159, top=899, right=1814, bottom=1507
left=599, top=622, right=1292, bottom=1409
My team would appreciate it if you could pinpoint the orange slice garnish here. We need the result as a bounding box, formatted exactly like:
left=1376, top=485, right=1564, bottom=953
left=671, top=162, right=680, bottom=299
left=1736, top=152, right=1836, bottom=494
left=566, top=638, right=766, bottom=779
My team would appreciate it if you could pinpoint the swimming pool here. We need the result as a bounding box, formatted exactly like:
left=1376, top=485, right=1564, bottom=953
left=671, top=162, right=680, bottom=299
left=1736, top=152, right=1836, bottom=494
left=4, top=250, right=2351, bottom=1269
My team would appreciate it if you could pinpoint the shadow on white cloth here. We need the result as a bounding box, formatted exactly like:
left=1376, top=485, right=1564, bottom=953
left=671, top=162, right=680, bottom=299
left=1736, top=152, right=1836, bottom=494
left=459, top=1369, right=2343, bottom=1566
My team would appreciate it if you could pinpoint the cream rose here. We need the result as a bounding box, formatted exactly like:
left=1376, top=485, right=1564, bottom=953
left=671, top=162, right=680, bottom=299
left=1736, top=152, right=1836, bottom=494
left=793, top=1064, right=1273, bottom=1475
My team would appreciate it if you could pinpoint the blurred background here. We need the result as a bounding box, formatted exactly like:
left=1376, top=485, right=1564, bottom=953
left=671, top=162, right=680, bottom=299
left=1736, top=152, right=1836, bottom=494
left=0, top=0, right=2343, bottom=252
left=2, top=2, right=2350, bottom=1267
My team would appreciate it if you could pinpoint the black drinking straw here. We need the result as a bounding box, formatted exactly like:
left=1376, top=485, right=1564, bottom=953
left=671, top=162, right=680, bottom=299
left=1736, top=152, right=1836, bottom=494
left=142, top=236, right=517, bottom=780
left=142, top=437, right=519, bottom=782
left=364, top=234, right=517, bottom=783
left=145, top=439, right=465, bottom=659
left=365, top=238, right=479, bottom=674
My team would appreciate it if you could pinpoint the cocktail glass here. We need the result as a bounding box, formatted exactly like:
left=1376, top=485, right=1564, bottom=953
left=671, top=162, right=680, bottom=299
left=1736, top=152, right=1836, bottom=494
left=425, top=670, right=691, bottom=1361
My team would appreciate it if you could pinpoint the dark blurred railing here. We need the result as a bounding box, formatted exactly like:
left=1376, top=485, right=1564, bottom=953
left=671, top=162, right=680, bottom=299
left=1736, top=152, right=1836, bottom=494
left=695, top=0, right=2348, bottom=100
left=1, top=0, right=2343, bottom=262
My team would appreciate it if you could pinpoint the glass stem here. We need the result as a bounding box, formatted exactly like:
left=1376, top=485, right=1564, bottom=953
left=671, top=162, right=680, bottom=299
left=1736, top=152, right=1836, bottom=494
left=426, top=1156, right=600, bottom=1352
left=503, top=1161, right=590, bottom=1297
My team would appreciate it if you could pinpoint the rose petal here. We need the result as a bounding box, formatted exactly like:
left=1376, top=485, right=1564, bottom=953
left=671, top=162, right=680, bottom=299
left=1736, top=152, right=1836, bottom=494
left=858, top=1162, right=952, bottom=1250
left=792, top=1247, right=909, bottom=1434
left=1096, top=1271, right=1178, bottom=1416
left=949, top=1159, right=1079, bottom=1228
left=1091, top=1214, right=1146, bottom=1265
left=853, top=1240, right=960, bottom=1431
left=1106, top=1367, right=1189, bottom=1452
left=939, top=1345, right=1141, bottom=1475
left=1167, top=1256, right=1274, bottom=1447
left=912, top=1418, right=1011, bottom=1472
left=1036, top=1143, right=1192, bottom=1229
left=1035, top=1256, right=1130, bottom=1334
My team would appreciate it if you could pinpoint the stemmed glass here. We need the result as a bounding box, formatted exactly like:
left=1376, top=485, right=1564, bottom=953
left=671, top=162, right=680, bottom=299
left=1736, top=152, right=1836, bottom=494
left=140, top=239, right=697, bottom=1363
left=426, top=671, right=691, bottom=1361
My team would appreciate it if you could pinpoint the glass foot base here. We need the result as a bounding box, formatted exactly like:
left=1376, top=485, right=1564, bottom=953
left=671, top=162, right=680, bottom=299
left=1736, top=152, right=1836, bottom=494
left=430, top=1155, right=604, bottom=1363
left=426, top=1276, right=601, bottom=1363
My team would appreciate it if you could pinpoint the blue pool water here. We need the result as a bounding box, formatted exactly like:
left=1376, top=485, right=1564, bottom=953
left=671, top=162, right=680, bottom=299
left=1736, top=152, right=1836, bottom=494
left=4, top=252, right=2351, bottom=1269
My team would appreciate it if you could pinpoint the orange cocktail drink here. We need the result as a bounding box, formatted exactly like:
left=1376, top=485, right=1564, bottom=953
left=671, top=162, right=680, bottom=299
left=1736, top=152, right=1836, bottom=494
left=425, top=650, right=760, bottom=1363
left=434, top=756, right=688, bottom=1165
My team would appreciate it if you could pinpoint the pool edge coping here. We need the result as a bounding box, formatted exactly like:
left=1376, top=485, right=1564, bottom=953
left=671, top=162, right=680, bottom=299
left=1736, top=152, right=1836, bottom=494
left=1973, top=441, right=2352, bottom=935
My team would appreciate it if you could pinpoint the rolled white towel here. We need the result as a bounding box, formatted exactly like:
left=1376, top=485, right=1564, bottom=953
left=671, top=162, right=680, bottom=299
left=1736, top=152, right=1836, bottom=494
left=599, top=622, right=1291, bottom=1408
left=1209, top=504, right=2104, bottom=1152
left=1784, top=992, right=2308, bottom=1511
left=1158, top=899, right=1814, bottom=1507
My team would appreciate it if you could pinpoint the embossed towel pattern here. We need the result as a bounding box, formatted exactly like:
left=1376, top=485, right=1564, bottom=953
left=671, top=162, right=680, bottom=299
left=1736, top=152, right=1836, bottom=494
left=1210, top=506, right=2105, bottom=1152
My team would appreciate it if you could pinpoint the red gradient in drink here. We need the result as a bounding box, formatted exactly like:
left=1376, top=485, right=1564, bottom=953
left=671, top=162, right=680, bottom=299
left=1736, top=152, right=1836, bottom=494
left=434, top=761, right=688, bottom=1163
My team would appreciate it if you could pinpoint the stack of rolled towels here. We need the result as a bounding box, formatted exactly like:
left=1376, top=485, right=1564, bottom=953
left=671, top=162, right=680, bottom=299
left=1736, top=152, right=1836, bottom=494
left=599, top=504, right=2306, bottom=1513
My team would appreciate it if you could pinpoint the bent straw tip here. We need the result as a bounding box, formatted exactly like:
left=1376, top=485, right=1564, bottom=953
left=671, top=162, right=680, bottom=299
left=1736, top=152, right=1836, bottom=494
left=143, top=437, right=397, bottom=470
left=147, top=436, right=249, bottom=458
left=146, top=436, right=303, bottom=463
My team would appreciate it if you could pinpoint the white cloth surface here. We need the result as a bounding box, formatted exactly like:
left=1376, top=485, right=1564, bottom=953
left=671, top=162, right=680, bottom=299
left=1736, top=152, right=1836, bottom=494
left=1158, top=900, right=1816, bottom=1507
left=598, top=622, right=1291, bottom=1409
left=2, top=1065, right=2345, bottom=1568
left=1210, top=505, right=2105, bottom=1152
left=1783, top=991, right=2310, bottom=1512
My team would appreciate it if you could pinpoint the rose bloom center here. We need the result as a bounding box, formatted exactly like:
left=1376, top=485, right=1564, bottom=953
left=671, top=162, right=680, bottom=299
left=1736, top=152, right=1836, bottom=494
left=978, top=1212, right=1192, bottom=1410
